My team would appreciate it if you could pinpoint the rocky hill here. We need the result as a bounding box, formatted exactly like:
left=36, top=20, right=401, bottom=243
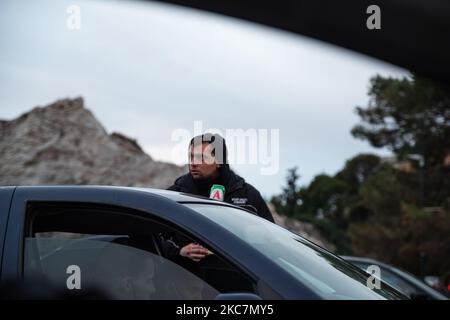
left=0, top=97, right=186, bottom=187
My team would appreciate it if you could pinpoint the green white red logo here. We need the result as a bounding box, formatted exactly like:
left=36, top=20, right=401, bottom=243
left=210, top=184, right=225, bottom=201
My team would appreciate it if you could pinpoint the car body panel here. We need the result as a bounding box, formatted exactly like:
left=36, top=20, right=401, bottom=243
left=1, top=185, right=319, bottom=299
left=342, top=256, right=448, bottom=300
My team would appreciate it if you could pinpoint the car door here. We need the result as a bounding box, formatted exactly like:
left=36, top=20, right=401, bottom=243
left=0, top=186, right=279, bottom=299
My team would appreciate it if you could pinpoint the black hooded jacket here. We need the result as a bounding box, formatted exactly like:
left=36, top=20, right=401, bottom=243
left=163, top=168, right=274, bottom=261
left=167, top=168, right=274, bottom=223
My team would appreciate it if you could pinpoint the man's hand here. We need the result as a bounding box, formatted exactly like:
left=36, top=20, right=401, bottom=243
left=180, top=243, right=209, bottom=262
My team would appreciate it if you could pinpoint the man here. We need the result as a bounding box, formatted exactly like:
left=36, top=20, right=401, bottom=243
left=165, top=133, right=274, bottom=262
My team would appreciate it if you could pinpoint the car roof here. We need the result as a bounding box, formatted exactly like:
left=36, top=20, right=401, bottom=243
left=130, top=187, right=236, bottom=206
left=10, top=185, right=242, bottom=208
left=342, top=256, right=448, bottom=299
left=342, top=256, right=384, bottom=266
left=342, top=255, right=423, bottom=278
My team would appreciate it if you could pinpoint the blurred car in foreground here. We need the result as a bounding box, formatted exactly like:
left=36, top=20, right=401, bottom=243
left=342, top=256, right=448, bottom=300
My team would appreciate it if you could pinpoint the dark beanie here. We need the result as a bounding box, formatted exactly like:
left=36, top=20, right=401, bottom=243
left=189, top=133, right=228, bottom=165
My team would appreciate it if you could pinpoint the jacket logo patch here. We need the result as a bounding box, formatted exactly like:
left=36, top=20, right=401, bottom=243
left=231, top=197, right=248, bottom=205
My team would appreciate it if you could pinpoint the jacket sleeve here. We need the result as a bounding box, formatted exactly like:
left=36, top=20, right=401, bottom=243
left=159, top=237, right=181, bottom=260
left=159, top=232, right=192, bottom=260
left=247, top=185, right=275, bottom=223
left=167, top=184, right=180, bottom=191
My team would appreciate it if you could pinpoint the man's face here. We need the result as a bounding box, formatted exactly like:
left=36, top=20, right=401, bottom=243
left=189, top=143, right=219, bottom=179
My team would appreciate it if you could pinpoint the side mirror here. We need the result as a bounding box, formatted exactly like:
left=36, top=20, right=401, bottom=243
left=215, top=293, right=262, bottom=300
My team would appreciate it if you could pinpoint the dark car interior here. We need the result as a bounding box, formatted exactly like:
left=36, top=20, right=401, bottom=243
left=23, top=202, right=257, bottom=299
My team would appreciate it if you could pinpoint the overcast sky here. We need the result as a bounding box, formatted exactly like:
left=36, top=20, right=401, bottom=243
left=0, top=0, right=409, bottom=197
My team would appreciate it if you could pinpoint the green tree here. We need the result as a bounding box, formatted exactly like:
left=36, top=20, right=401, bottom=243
left=299, top=154, right=383, bottom=227
left=271, top=166, right=301, bottom=216
left=299, top=174, right=348, bottom=222
left=358, top=164, right=417, bottom=224
left=336, top=154, right=381, bottom=194
left=349, top=163, right=450, bottom=277
left=351, top=74, right=450, bottom=168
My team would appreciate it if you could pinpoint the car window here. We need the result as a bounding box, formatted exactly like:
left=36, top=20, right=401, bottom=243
left=24, top=236, right=219, bottom=299
left=187, top=203, right=406, bottom=300
left=22, top=203, right=254, bottom=299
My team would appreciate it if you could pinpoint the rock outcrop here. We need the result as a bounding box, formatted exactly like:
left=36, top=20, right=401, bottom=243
left=0, top=97, right=186, bottom=187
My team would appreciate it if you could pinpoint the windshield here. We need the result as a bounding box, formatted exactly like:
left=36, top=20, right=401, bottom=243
left=187, top=203, right=406, bottom=300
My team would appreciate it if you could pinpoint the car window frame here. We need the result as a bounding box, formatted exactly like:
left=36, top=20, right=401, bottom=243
left=22, top=201, right=259, bottom=296
left=1, top=186, right=318, bottom=299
